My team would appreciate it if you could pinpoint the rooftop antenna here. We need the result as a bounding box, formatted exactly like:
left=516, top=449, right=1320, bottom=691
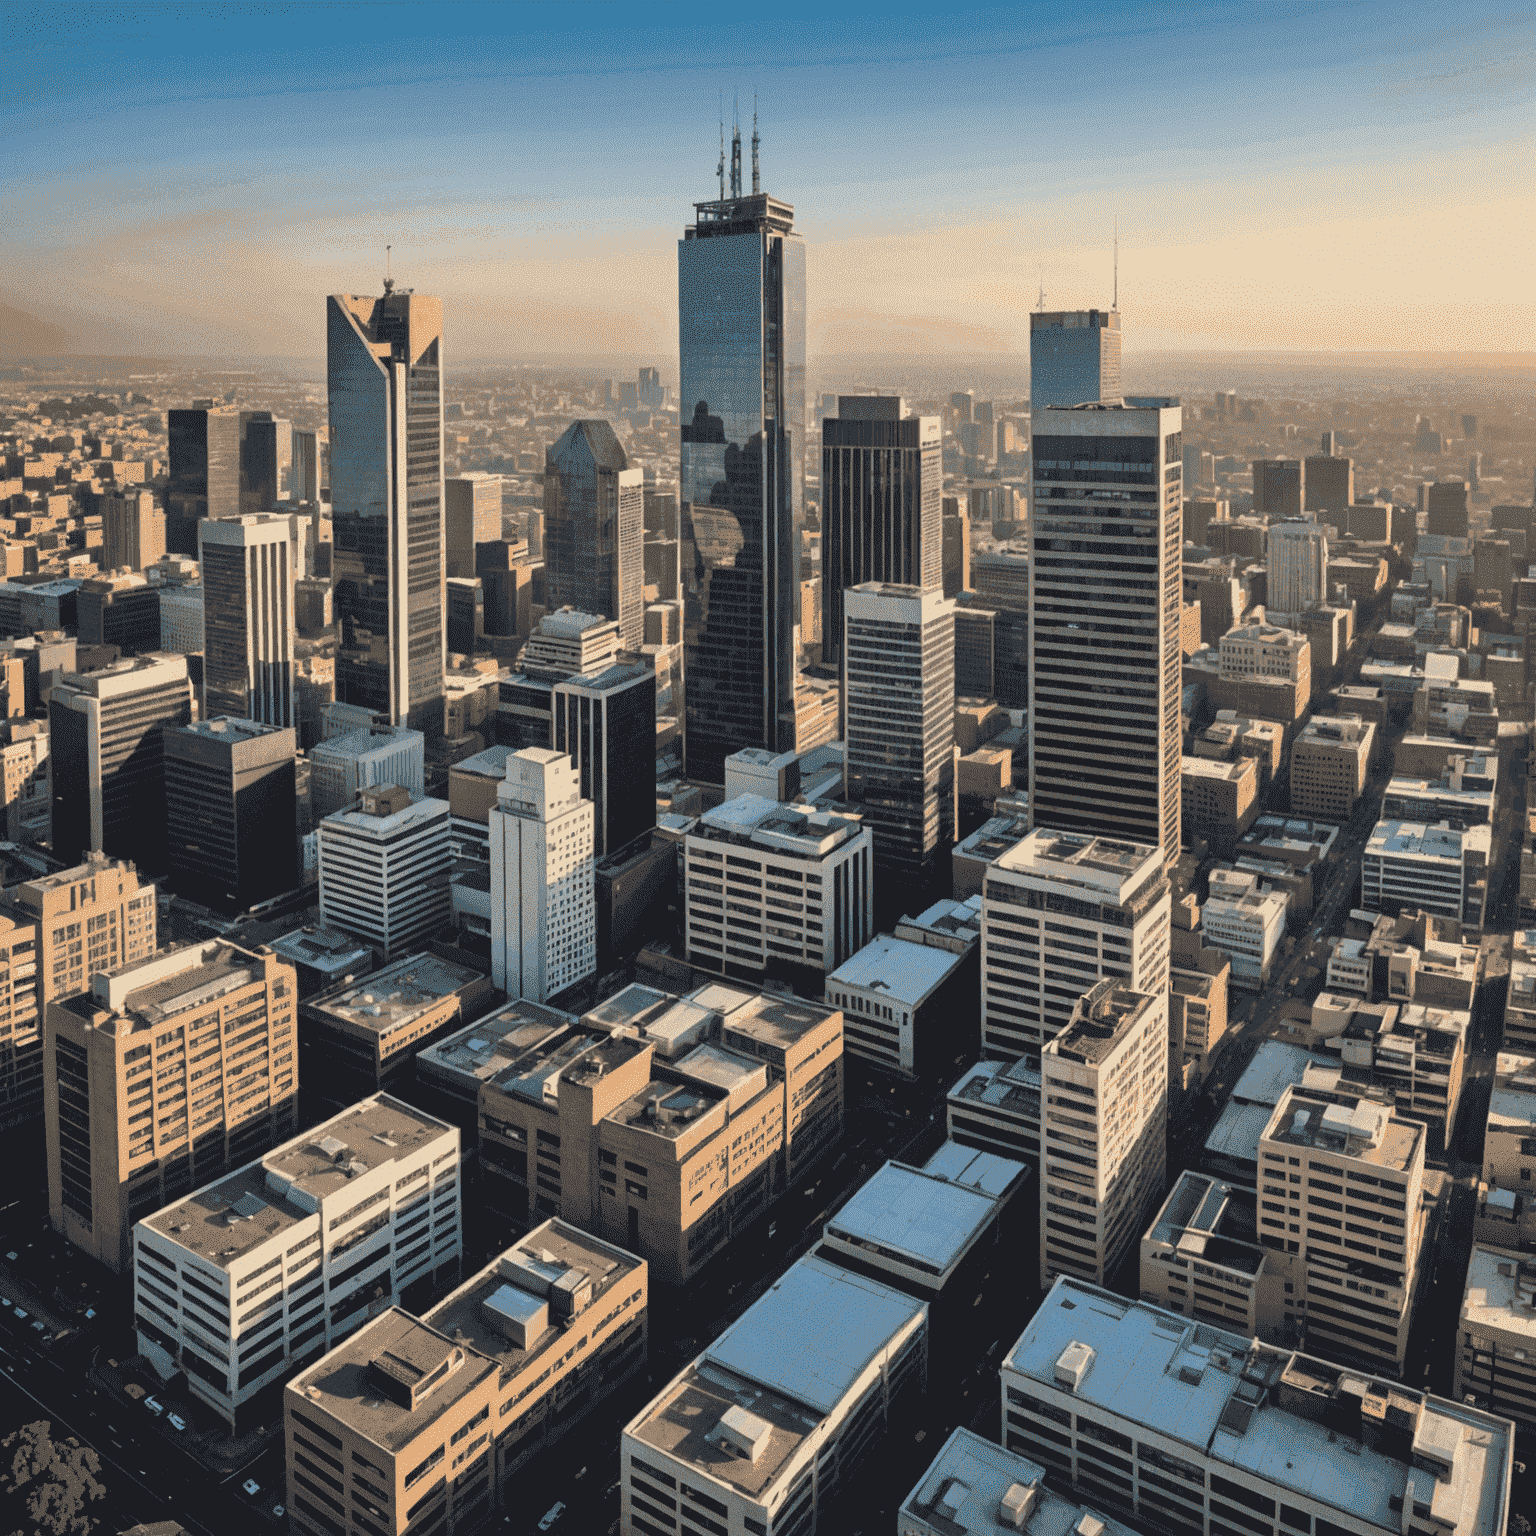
left=1113, top=216, right=1119, bottom=311
left=717, top=95, right=725, bottom=201
left=383, top=244, right=394, bottom=295
left=730, top=94, right=742, bottom=199
left=1036, top=272, right=1046, bottom=312
left=751, top=97, right=760, bottom=195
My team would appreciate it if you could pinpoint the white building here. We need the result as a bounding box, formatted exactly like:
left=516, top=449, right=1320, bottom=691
left=1001, top=1276, right=1515, bottom=1536
left=621, top=1254, right=927, bottom=1536
left=1362, top=819, right=1491, bottom=928
left=1456, top=1244, right=1536, bottom=1435
left=132, top=1094, right=461, bottom=1432
left=723, top=746, right=800, bottom=804
left=198, top=512, right=297, bottom=728
left=157, top=583, right=204, bottom=654
left=1266, top=518, right=1330, bottom=617
left=1202, top=868, right=1288, bottom=988
left=1325, top=936, right=1371, bottom=993
left=318, top=785, right=451, bottom=958
left=1040, top=980, right=1168, bottom=1289
left=981, top=827, right=1170, bottom=1064
left=683, top=794, right=872, bottom=980
left=488, top=747, right=595, bottom=1003
left=1218, top=621, right=1311, bottom=683
left=310, top=724, right=425, bottom=821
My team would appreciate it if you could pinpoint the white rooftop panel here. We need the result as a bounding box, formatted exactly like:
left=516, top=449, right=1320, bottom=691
left=825, top=1161, right=999, bottom=1273
left=826, top=934, right=961, bottom=1004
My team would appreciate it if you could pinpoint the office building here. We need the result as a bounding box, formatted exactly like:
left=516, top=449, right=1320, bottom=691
left=328, top=287, right=445, bottom=734
left=1180, top=754, right=1260, bottom=858
left=1030, top=401, right=1183, bottom=857
left=44, top=938, right=299, bottom=1271
left=445, top=472, right=502, bottom=578
left=310, top=723, right=425, bottom=820
left=167, top=404, right=241, bottom=555
left=49, top=653, right=193, bottom=871
left=1362, top=820, right=1491, bottom=929
left=551, top=659, right=656, bottom=859
left=101, top=488, right=166, bottom=572
left=1001, top=1276, right=1515, bottom=1536
left=1426, top=480, right=1470, bottom=538
left=621, top=1253, right=926, bottom=1536
left=198, top=512, right=296, bottom=727
left=237, top=410, right=291, bottom=509
left=1029, top=308, right=1121, bottom=409
left=1303, top=453, right=1353, bottom=515
left=1257, top=1081, right=1429, bottom=1372
left=1290, top=715, right=1375, bottom=821
left=292, top=426, right=323, bottom=504
left=1252, top=458, right=1304, bottom=517
left=135, top=1094, right=460, bottom=1433
left=1383, top=763, right=1495, bottom=829
left=488, top=747, right=595, bottom=1002
left=901, top=1429, right=1142, bottom=1536
left=819, top=397, right=941, bottom=666
left=496, top=608, right=621, bottom=749
left=164, top=718, right=297, bottom=913
left=76, top=572, right=161, bottom=656
left=677, top=152, right=805, bottom=781
left=1266, top=518, right=1330, bottom=616
left=683, top=794, right=872, bottom=983
left=1039, top=980, right=1168, bottom=1289
left=947, top=1055, right=1042, bottom=1162
left=544, top=421, right=644, bottom=648
left=981, top=828, right=1170, bottom=1064
left=158, top=582, right=203, bottom=654
left=0, top=718, right=50, bottom=845
left=1203, top=869, right=1288, bottom=989
left=842, top=583, right=956, bottom=906
left=413, top=997, right=576, bottom=1129
left=1456, top=1245, right=1536, bottom=1435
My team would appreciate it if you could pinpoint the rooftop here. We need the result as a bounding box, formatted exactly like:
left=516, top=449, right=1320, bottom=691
left=1487, top=1053, right=1536, bottom=1136
left=948, top=1056, right=1040, bottom=1119
left=1262, top=1085, right=1420, bottom=1172
left=267, top=924, right=376, bottom=977
left=827, top=933, right=964, bottom=1007
left=1366, top=820, right=1492, bottom=861
left=693, top=794, right=866, bottom=858
left=1182, top=755, right=1254, bottom=783
left=415, top=999, right=576, bottom=1089
left=1459, top=1245, right=1536, bottom=1342
left=307, top=952, right=484, bottom=1039
left=1049, top=982, right=1160, bottom=1067
left=953, top=815, right=1030, bottom=865
left=1147, top=1171, right=1265, bottom=1277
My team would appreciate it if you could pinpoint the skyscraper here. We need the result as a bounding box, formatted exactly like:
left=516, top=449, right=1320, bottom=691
left=445, top=472, right=503, bottom=579
left=820, top=398, right=941, bottom=666
left=842, top=583, right=956, bottom=908
left=1029, top=309, right=1122, bottom=410
left=551, top=660, right=657, bottom=859
left=327, top=285, right=446, bottom=735
left=239, top=411, right=291, bottom=510
left=1267, top=518, right=1331, bottom=618
left=544, top=421, right=644, bottom=647
left=1253, top=458, right=1305, bottom=518
left=198, top=512, right=296, bottom=726
left=166, top=403, right=241, bottom=556
left=1029, top=400, right=1183, bottom=858
left=677, top=125, right=805, bottom=781
left=100, top=488, right=165, bottom=572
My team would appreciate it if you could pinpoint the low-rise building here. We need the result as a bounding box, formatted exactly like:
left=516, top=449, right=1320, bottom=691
left=1479, top=1052, right=1536, bottom=1245
left=1362, top=819, right=1491, bottom=929
left=1383, top=763, right=1494, bottom=829
left=1456, top=1244, right=1536, bottom=1435
left=1001, top=1275, right=1515, bottom=1536
left=621, top=1254, right=927, bottom=1536
left=1180, top=754, right=1260, bottom=857
left=1505, top=932, right=1536, bottom=1052
left=946, top=1055, right=1042, bottom=1163
left=1290, top=714, right=1375, bottom=821
left=1201, top=869, right=1288, bottom=989
left=135, top=1094, right=461, bottom=1433
left=950, top=813, right=1028, bottom=900
left=1355, top=908, right=1480, bottom=1009
left=1169, top=959, right=1230, bottom=1082
left=266, top=924, right=378, bottom=999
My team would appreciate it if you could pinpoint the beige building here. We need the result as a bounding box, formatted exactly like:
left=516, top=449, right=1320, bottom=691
left=1180, top=754, right=1259, bottom=857
left=1457, top=1245, right=1536, bottom=1435
left=45, top=938, right=298, bottom=1271
left=1473, top=1052, right=1536, bottom=1251
left=1040, top=980, right=1168, bottom=1290
left=1170, top=959, right=1230, bottom=1083
left=1290, top=713, right=1375, bottom=821
left=1505, top=932, right=1536, bottom=1052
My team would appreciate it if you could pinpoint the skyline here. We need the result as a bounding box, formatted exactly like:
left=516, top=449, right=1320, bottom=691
left=4, top=0, right=1532, bottom=361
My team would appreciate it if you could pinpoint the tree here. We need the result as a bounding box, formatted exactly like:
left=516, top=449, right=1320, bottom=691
left=0, top=1420, right=106, bottom=1536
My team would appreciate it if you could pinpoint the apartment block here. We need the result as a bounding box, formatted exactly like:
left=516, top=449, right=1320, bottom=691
left=1040, top=980, right=1168, bottom=1290
left=135, top=1095, right=460, bottom=1432
left=1290, top=714, right=1375, bottom=822
left=981, top=829, right=1170, bottom=1066
left=0, top=719, right=50, bottom=845
left=45, top=939, right=299, bottom=1271
left=1170, top=961, right=1230, bottom=1081
left=1203, top=869, right=1288, bottom=989
left=683, top=795, right=872, bottom=985
left=1001, top=1275, right=1514, bottom=1536
left=1362, top=820, right=1491, bottom=929
left=1457, top=1246, right=1536, bottom=1436
left=621, top=1254, right=927, bottom=1536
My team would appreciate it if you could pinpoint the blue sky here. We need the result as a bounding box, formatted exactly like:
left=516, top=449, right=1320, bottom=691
left=4, top=0, right=1531, bottom=357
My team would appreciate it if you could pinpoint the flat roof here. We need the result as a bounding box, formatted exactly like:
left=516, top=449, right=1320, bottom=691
left=994, top=827, right=1160, bottom=885
left=1367, top=819, right=1492, bottom=860
left=268, top=924, right=375, bottom=975
left=1487, top=1053, right=1536, bottom=1135
left=692, top=794, right=865, bottom=857
left=308, top=952, right=483, bottom=1038
left=1263, top=1086, right=1420, bottom=1173
left=948, top=1056, right=1040, bottom=1118
left=416, top=999, right=576, bottom=1089
left=1204, top=1101, right=1273, bottom=1168
left=1233, top=1040, right=1324, bottom=1106
left=707, top=986, right=840, bottom=1051
left=1460, top=1245, right=1536, bottom=1341
left=825, top=1161, right=1005, bottom=1276
left=953, top=814, right=1030, bottom=864
left=1005, top=1278, right=1511, bottom=1536
left=140, top=1095, right=454, bottom=1268
left=826, top=934, right=962, bottom=1007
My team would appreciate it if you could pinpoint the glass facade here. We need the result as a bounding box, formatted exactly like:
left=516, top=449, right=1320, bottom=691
left=166, top=407, right=240, bottom=556
left=327, top=291, right=445, bottom=735
left=678, top=194, right=804, bottom=782
left=1029, top=310, right=1122, bottom=411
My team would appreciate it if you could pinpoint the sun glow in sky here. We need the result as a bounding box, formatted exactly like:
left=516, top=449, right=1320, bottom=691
left=4, top=0, right=1532, bottom=358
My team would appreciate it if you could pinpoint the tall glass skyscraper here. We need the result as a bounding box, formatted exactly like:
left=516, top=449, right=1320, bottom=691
left=677, top=153, right=805, bottom=782
left=166, top=404, right=241, bottom=556
left=327, top=286, right=445, bottom=735
left=1029, top=309, right=1122, bottom=410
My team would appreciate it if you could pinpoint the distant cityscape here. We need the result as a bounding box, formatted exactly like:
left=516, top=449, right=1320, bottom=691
left=0, top=91, right=1534, bottom=1536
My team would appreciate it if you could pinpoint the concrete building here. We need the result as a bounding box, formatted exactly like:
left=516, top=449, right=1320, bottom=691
left=0, top=718, right=49, bottom=844
left=1456, top=1245, right=1536, bottom=1436
left=48, top=653, right=193, bottom=872
left=1303, top=453, right=1353, bottom=515
left=1290, top=714, right=1375, bottom=822
left=951, top=812, right=1029, bottom=900
left=1219, top=621, right=1311, bottom=687
left=1202, top=1040, right=1327, bottom=1184
left=318, top=786, right=452, bottom=959
left=487, top=747, right=596, bottom=1002
left=621, top=1254, right=927, bottom=1536
left=683, top=794, right=872, bottom=985
left=1266, top=518, right=1330, bottom=617
left=310, top=724, right=425, bottom=821
left=135, top=1094, right=460, bottom=1433
left=1382, top=765, right=1495, bottom=829
left=947, top=1055, right=1042, bottom=1163
left=1170, top=961, right=1230, bottom=1083
left=412, top=997, right=576, bottom=1129
left=100, top=487, right=166, bottom=572
left=157, top=582, right=203, bottom=654
left=981, top=829, right=1170, bottom=1067
left=444, top=472, right=503, bottom=578
left=44, top=938, right=299, bottom=1271
left=1203, top=869, right=1289, bottom=989
left=842, top=582, right=956, bottom=907
left=1181, top=753, right=1260, bottom=857
left=198, top=512, right=296, bottom=728
left=1252, top=458, right=1304, bottom=517
left=163, top=718, right=297, bottom=914
left=1039, top=980, right=1168, bottom=1290
left=1001, top=1275, right=1515, bottom=1536
left=1029, top=308, right=1121, bottom=409
left=1362, top=820, right=1491, bottom=929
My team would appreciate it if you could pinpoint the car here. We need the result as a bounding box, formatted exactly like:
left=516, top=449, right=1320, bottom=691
left=145, top=1397, right=165, bottom=1416
left=242, top=1479, right=261, bottom=1497
left=538, top=1505, right=566, bottom=1531
left=11, top=1308, right=26, bottom=1321
left=274, top=1509, right=284, bottom=1521
left=167, top=1413, right=186, bottom=1431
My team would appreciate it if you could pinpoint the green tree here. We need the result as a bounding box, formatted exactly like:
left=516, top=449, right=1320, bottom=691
left=0, top=1419, right=106, bottom=1536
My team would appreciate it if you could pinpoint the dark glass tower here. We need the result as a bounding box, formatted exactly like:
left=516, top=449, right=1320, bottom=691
left=327, top=286, right=445, bottom=736
left=677, top=131, right=805, bottom=782
left=166, top=404, right=241, bottom=556
left=1029, top=309, right=1122, bottom=410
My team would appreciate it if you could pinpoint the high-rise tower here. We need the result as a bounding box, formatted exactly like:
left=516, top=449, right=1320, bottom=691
left=327, top=286, right=446, bottom=736
left=1029, top=400, right=1183, bottom=858
left=677, top=123, right=805, bottom=782
left=198, top=512, right=297, bottom=727
left=166, top=403, right=241, bottom=556
left=1029, top=310, right=1122, bottom=411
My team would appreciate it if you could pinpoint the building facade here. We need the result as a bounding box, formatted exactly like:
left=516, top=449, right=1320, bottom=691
left=198, top=512, right=296, bottom=727
left=1029, top=309, right=1121, bottom=410
left=551, top=660, right=656, bottom=859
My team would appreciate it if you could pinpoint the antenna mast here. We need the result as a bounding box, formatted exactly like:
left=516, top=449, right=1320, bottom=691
left=384, top=244, right=394, bottom=295
left=729, top=96, right=742, bottom=199
left=1113, top=216, right=1118, bottom=311
left=751, top=97, right=760, bottom=195
left=717, top=96, right=725, bottom=200
left=1036, top=272, right=1046, bottom=312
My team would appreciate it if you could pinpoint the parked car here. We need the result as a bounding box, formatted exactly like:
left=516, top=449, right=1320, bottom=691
left=144, top=1397, right=165, bottom=1416
left=539, top=1504, right=566, bottom=1531
left=242, top=1479, right=261, bottom=1497
left=167, top=1413, right=186, bottom=1432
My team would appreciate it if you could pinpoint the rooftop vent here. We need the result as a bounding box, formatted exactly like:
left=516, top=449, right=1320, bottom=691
left=1054, top=1340, right=1096, bottom=1392
left=998, top=1479, right=1040, bottom=1530
left=936, top=1478, right=969, bottom=1520
left=710, top=1404, right=772, bottom=1464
